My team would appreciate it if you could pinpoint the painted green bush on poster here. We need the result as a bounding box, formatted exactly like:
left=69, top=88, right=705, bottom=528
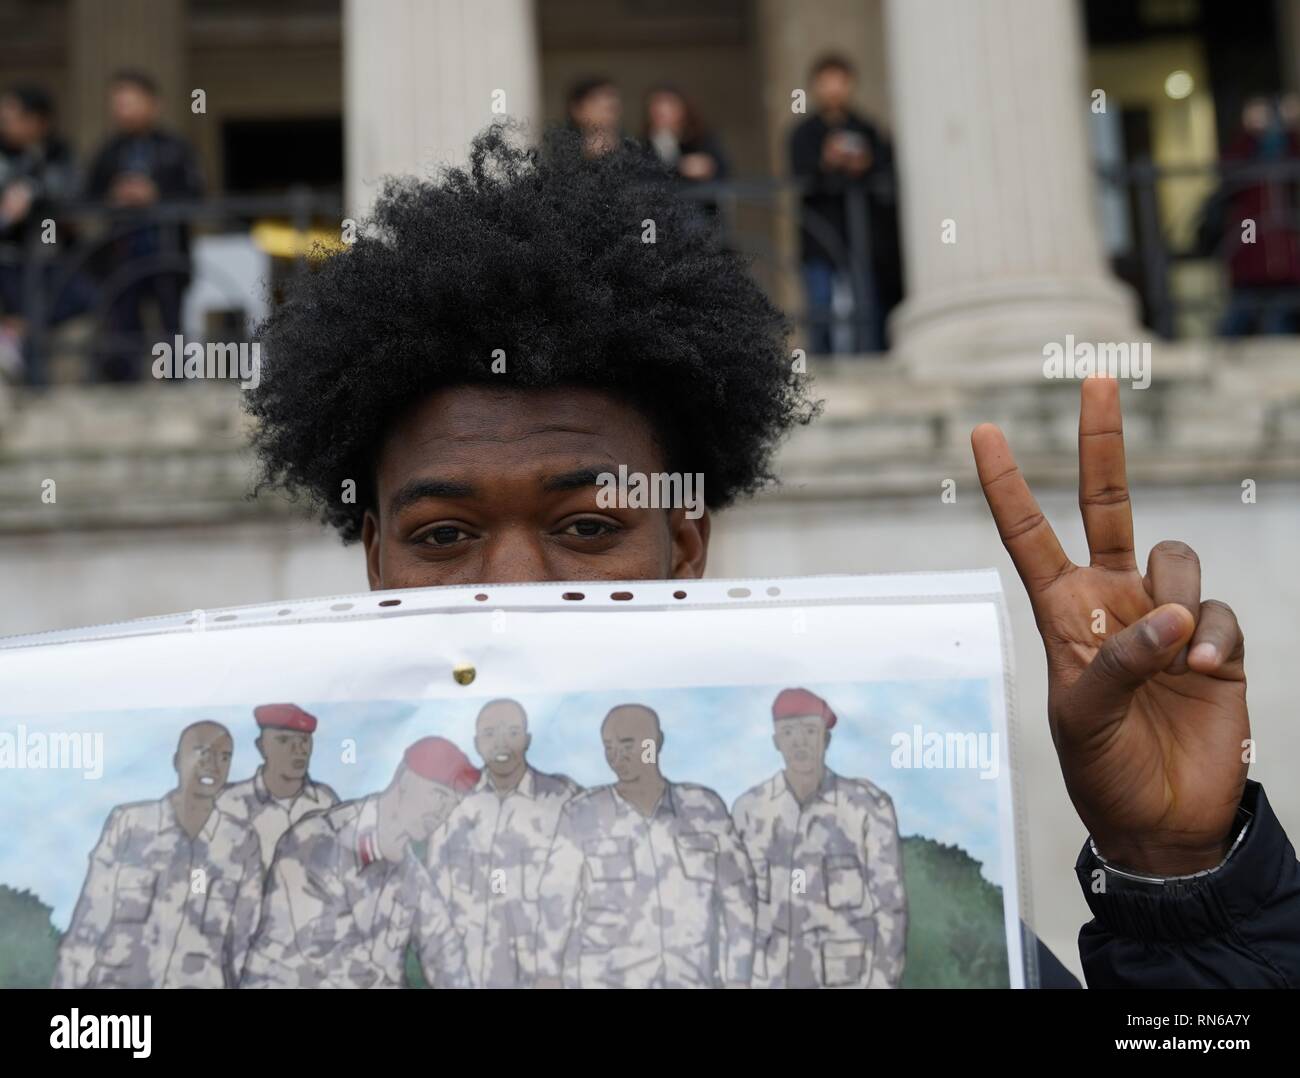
left=900, top=834, right=1010, bottom=988
left=0, top=884, right=61, bottom=988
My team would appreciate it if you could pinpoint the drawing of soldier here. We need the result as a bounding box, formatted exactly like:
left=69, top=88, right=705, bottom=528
left=240, top=736, right=477, bottom=989
left=430, top=699, right=581, bottom=987
left=217, top=702, right=340, bottom=870
left=732, top=687, right=907, bottom=989
left=52, top=721, right=264, bottom=989
left=535, top=704, right=755, bottom=989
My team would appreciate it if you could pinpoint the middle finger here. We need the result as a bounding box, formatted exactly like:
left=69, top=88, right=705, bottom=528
left=1144, top=539, right=1202, bottom=673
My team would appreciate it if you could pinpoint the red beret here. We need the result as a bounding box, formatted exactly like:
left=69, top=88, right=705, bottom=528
left=254, top=703, right=318, bottom=733
left=402, top=737, right=480, bottom=791
left=772, top=688, right=837, bottom=730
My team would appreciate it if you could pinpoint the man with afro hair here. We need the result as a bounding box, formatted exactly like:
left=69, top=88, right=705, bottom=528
left=246, top=125, right=1296, bottom=990
left=247, top=124, right=811, bottom=583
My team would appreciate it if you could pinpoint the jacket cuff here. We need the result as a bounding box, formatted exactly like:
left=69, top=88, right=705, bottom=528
left=1074, top=780, right=1284, bottom=942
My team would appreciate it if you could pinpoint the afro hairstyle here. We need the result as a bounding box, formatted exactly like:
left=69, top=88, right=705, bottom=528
left=246, top=123, right=817, bottom=542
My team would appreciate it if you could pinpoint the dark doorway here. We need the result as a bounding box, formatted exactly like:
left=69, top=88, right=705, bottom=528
left=221, top=117, right=344, bottom=195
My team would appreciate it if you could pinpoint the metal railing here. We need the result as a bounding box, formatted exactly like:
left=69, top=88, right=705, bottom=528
left=1100, top=157, right=1300, bottom=339
left=1, top=178, right=892, bottom=383
left=3, top=158, right=1297, bottom=385
left=1, top=188, right=341, bottom=384
left=677, top=174, right=888, bottom=354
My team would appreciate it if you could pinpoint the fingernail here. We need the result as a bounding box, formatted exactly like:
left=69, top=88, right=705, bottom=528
left=1146, top=607, right=1187, bottom=648
left=1189, top=642, right=1218, bottom=666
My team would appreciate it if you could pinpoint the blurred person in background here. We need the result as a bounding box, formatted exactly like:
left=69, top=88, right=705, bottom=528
left=566, top=76, right=623, bottom=159
left=86, top=70, right=203, bottom=382
left=642, top=84, right=729, bottom=221
left=790, top=54, right=899, bottom=356
left=0, top=85, right=85, bottom=385
left=642, top=84, right=729, bottom=184
left=1217, top=93, right=1300, bottom=336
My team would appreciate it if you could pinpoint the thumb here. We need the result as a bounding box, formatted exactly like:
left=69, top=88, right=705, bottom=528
left=1065, top=604, right=1196, bottom=728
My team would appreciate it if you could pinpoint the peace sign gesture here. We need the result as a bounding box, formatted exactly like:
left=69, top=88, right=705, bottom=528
left=973, top=377, right=1249, bottom=876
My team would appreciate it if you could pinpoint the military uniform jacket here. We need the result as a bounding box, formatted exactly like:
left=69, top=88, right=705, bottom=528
left=732, top=769, right=907, bottom=988
left=216, top=768, right=340, bottom=869
left=430, top=767, right=581, bottom=987
left=240, top=796, right=468, bottom=989
left=536, top=781, right=756, bottom=988
left=53, top=796, right=264, bottom=989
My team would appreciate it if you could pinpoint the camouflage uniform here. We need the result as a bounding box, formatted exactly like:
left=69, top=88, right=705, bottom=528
left=536, top=782, right=756, bottom=988
left=240, top=795, right=468, bottom=989
left=53, top=796, right=264, bottom=989
left=430, top=767, right=580, bottom=987
left=216, top=767, right=339, bottom=869
left=732, top=769, right=906, bottom=988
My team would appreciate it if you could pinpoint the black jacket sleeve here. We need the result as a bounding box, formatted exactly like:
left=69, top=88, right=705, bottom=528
left=85, top=138, right=119, bottom=200
left=160, top=133, right=204, bottom=201
left=694, top=133, right=729, bottom=182
left=1076, top=781, right=1300, bottom=988
left=789, top=118, right=826, bottom=185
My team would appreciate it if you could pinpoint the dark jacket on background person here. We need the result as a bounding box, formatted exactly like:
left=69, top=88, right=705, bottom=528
left=0, top=134, right=88, bottom=333
left=85, top=128, right=203, bottom=278
left=1220, top=129, right=1300, bottom=287
left=644, top=131, right=731, bottom=183
left=791, top=110, right=883, bottom=262
left=0, top=133, right=78, bottom=246
left=642, top=132, right=730, bottom=222
left=789, top=110, right=903, bottom=318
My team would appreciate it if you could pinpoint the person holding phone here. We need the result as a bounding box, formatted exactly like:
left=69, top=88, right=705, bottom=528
left=790, top=54, right=898, bottom=356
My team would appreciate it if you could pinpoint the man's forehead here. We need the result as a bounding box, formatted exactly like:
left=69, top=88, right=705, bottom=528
left=182, top=725, right=232, bottom=751
left=386, top=386, right=660, bottom=460
left=409, top=776, right=454, bottom=798
left=776, top=715, right=827, bottom=733
left=477, top=701, right=526, bottom=729
left=376, top=387, right=670, bottom=517
left=603, top=708, right=658, bottom=735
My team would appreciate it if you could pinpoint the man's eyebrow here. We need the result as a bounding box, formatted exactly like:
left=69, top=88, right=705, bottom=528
left=541, top=467, right=609, bottom=493
left=389, top=478, right=477, bottom=514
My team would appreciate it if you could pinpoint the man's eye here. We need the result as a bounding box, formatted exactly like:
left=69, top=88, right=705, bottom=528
left=424, top=525, right=467, bottom=546
left=563, top=518, right=618, bottom=538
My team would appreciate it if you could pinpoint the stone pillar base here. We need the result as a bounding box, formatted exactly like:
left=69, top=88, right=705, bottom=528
left=889, top=274, right=1145, bottom=383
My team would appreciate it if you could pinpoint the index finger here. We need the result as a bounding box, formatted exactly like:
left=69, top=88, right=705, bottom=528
left=972, top=423, right=1074, bottom=596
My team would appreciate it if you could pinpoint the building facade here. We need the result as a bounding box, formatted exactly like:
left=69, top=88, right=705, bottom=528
left=2, top=0, right=1299, bottom=985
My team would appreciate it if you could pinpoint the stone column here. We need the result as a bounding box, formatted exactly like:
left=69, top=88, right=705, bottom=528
left=342, top=0, right=541, bottom=217
left=883, top=0, right=1142, bottom=380
left=1281, top=0, right=1300, bottom=94
left=68, top=0, right=187, bottom=156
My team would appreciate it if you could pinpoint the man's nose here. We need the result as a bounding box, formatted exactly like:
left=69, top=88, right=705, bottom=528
left=476, top=528, right=556, bottom=584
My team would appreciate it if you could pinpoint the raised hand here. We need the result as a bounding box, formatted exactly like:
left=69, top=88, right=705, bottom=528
left=972, top=377, right=1249, bottom=876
